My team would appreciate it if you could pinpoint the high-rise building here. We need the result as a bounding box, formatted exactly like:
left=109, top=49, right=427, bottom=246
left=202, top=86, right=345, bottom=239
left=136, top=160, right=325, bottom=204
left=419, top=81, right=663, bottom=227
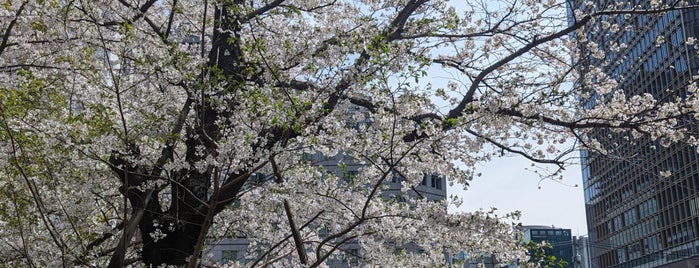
left=571, top=1, right=699, bottom=267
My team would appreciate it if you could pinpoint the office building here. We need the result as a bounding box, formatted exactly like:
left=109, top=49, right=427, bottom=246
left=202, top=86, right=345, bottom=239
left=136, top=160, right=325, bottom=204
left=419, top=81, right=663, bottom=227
left=523, top=226, right=574, bottom=268
left=206, top=151, right=447, bottom=266
left=571, top=1, right=699, bottom=267
left=573, top=235, right=593, bottom=268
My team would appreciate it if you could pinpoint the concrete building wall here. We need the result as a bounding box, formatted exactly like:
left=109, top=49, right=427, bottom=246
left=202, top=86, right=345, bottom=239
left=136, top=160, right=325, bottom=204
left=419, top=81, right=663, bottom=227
left=206, top=151, right=447, bottom=266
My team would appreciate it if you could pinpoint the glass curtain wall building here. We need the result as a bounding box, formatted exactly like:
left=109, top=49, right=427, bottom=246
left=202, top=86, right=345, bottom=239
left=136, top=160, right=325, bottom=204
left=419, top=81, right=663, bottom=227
left=523, top=226, right=574, bottom=268
left=570, top=1, right=699, bottom=267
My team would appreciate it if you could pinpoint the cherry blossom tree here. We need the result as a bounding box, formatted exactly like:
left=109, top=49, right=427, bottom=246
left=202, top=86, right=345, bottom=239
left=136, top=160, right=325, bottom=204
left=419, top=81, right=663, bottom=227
left=1, top=0, right=697, bottom=267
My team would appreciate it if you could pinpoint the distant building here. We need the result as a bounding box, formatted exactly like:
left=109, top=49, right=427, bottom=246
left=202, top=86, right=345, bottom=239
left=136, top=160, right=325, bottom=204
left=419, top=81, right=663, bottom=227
left=573, top=236, right=592, bottom=268
left=205, top=151, right=447, bottom=266
left=446, top=225, right=575, bottom=268
left=450, top=252, right=500, bottom=268
left=523, top=226, right=574, bottom=268
left=208, top=238, right=249, bottom=265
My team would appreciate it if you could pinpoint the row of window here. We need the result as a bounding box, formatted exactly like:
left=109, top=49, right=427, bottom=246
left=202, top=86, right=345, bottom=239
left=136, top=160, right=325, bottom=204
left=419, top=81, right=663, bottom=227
left=586, top=142, right=699, bottom=226
left=595, top=174, right=699, bottom=238
left=595, top=216, right=699, bottom=267
left=387, top=173, right=445, bottom=190
left=607, top=220, right=698, bottom=267
left=579, top=3, right=699, bottom=268
left=221, top=248, right=360, bottom=266
left=529, top=229, right=571, bottom=237
left=420, top=174, right=443, bottom=190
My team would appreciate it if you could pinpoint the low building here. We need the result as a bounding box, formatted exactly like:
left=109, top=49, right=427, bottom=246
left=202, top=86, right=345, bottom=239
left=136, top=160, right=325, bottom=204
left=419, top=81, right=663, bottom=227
left=523, top=225, right=574, bottom=268
left=206, top=151, right=447, bottom=266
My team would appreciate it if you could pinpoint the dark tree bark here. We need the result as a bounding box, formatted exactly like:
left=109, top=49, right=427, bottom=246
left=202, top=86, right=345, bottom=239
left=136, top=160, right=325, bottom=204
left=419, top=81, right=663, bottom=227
left=107, top=2, right=253, bottom=266
left=105, top=0, right=430, bottom=265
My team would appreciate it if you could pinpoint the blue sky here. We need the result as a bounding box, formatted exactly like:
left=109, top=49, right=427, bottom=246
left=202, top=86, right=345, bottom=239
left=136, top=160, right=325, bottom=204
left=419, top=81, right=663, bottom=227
left=448, top=156, right=589, bottom=236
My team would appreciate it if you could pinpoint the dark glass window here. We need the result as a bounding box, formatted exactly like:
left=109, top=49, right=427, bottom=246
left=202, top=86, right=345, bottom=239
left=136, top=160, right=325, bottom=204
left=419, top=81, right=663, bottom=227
left=430, top=175, right=442, bottom=190
left=221, top=250, right=238, bottom=263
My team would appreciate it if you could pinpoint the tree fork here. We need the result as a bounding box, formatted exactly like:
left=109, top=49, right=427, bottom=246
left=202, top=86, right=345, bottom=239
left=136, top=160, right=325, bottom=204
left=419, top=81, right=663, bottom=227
left=136, top=2, right=251, bottom=266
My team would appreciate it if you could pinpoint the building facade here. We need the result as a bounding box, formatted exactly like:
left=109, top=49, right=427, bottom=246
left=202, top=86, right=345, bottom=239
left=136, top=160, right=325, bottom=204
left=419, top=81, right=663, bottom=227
left=523, top=226, right=574, bottom=268
left=573, top=235, right=593, bottom=268
left=571, top=1, right=699, bottom=267
left=205, top=151, right=448, bottom=266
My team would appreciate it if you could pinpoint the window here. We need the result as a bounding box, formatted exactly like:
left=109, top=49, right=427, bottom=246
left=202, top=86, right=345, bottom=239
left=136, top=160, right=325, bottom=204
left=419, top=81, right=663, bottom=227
left=431, top=175, right=442, bottom=190
left=617, top=247, right=627, bottom=263
left=221, top=250, right=238, bottom=263
left=345, top=248, right=359, bottom=266
left=624, top=209, right=638, bottom=226
left=250, top=173, right=266, bottom=185
left=302, top=153, right=315, bottom=161
left=343, top=170, right=359, bottom=183
left=614, top=215, right=623, bottom=231
left=318, top=225, right=330, bottom=238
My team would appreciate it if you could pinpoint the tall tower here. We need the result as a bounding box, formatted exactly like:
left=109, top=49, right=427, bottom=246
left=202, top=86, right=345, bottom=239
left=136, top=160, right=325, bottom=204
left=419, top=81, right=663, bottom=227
left=570, top=1, right=699, bottom=267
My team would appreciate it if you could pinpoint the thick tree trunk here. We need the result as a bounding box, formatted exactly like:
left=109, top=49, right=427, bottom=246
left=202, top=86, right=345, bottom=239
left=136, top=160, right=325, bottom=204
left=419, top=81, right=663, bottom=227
left=109, top=3, right=251, bottom=266
left=139, top=213, right=204, bottom=266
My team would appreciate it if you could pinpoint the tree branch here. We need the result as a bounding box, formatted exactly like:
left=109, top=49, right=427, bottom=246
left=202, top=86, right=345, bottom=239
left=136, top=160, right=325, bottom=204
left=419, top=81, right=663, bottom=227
left=0, top=0, right=28, bottom=55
